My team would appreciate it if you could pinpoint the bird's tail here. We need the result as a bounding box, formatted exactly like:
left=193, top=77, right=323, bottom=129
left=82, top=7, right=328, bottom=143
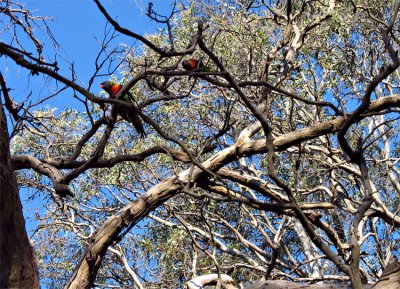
left=197, top=59, right=216, bottom=73
left=121, top=110, right=146, bottom=138
left=202, top=67, right=215, bottom=72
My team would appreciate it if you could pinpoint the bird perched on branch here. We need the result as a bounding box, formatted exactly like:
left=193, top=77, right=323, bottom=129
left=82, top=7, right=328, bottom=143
left=100, top=80, right=146, bottom=138
left=182, top=58, right=213, bottom=72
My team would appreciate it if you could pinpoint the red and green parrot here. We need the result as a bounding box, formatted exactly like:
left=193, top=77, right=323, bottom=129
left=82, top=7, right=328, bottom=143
left=100, top=80, right=146, bottom=138
left=182, top=58, right=213, bottom=72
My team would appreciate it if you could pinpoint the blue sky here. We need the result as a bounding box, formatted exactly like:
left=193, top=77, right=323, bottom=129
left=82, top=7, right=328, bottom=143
left=3, top=1, right=400, bottom=287
left=2, top=0, right=174, bottom=235
left=2, top=2, right=175, bottom=286
left=3, top=0, right=174, bottom=109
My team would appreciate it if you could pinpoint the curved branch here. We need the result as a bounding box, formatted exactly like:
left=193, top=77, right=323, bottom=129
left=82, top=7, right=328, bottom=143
left=187, top=274, right=237, bottom=289
left=65, top=94, right=400, bottom=288
left=12, top=145, right=217, bottom=170
left=11, top=155, right=72, bottom=197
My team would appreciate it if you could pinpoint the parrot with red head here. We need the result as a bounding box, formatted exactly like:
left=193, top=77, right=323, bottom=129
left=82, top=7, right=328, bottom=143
left=100, top=80, right=146, bottom=138
left=100, top=81, right=122, bottom=98
left=182, top=58, right=212, bottom=72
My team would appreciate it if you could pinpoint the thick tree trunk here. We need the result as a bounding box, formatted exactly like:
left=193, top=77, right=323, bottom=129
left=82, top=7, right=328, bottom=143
left=0, top=102, right=39, bottom=289
left=372, top=257, right=400, bottom=289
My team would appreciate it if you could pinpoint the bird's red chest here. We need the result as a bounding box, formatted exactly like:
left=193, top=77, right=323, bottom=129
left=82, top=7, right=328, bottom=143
left=188, top=59, right=198, bottom=70
left=183, top=59, right=199, bottom=71
left=110, top=84, right=122, bottom=98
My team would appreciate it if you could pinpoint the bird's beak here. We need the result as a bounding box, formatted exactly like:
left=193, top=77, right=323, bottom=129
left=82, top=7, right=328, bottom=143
left=100, top=85, right=104, bottom=88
